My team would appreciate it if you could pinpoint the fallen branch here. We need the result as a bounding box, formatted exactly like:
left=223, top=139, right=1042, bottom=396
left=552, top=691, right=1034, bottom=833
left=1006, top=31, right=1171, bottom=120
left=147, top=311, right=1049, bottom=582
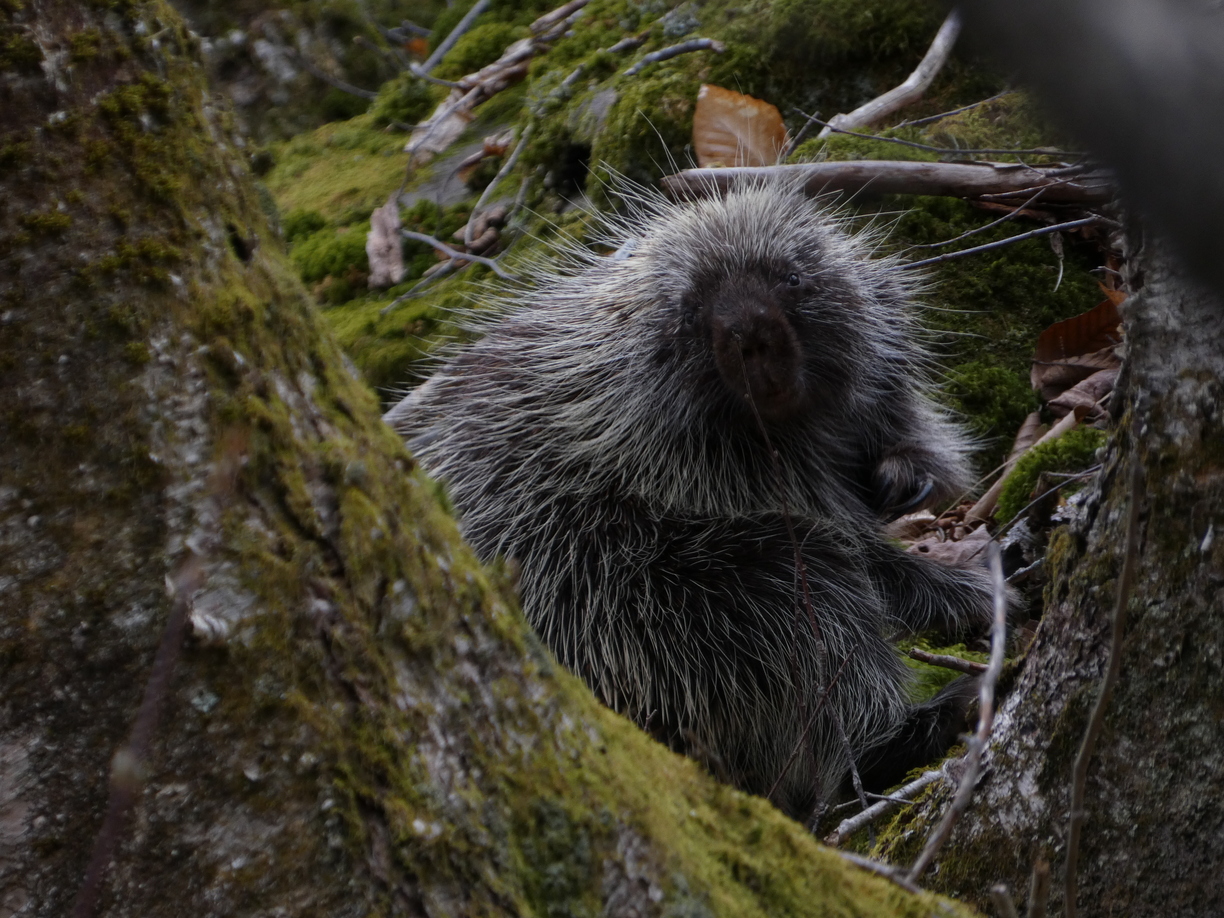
left=817, top=10, right=962, bottom=138
left=907, top=542, right=1008, bottom=882
left=824, top=769, right=942, bottom=847
left=465, top=123, right=533, bottom=248
left=417, top=0, right=491, bottom=74
left=659, top=161, right=1114, bottom=204
left=406, top=0, right=588, bottom=164
left=838, top=851, right=924, bottom=896
left=401, top=230, right=516, bottom=279
left=623, top=38, right=726, bottom=76
left=1064, top=462, right=1143, bottom=918
left=908, top=647, right=988, bottom=676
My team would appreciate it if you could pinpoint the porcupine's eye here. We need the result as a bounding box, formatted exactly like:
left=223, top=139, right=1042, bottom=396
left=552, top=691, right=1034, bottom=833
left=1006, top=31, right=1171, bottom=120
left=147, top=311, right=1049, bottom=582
left=786, top=272, right=802, bottom=287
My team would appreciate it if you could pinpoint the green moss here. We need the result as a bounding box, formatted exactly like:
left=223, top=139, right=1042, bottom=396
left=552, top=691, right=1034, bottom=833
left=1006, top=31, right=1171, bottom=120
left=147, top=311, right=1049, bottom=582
left=434, top=22, right=528, bottom=81
left=1, top=28, right=41, bottom=72
left=263, top=113, right=406, bottom=222
left=290, top=223, right=369, bottom=284
left=282, top=208, right=328, bottom=243
left=18, top=210, right=73, bottom=236
left=369, top=72, right=437, bottom=127
left=996, top=426, right=1107, bottom=523
left=944, top=362, right=1037, bottom=458
left=69, top=27, right=104, bottom=61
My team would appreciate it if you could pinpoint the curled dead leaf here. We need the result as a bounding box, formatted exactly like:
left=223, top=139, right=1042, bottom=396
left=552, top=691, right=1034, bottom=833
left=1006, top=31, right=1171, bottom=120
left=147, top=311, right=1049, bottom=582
left=1031, top=298, right=1123, bottom=401
left=692, top=84, right=789, bottom=168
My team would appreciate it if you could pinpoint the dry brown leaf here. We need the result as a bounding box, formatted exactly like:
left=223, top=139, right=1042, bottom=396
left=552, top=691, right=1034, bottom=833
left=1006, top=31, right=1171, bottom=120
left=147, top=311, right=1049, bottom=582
left=1031, top=298, right=1123, bottom=401
left=1047, top=367, right=1118, bottom=419
left=692, top=84, right=789, bottom=168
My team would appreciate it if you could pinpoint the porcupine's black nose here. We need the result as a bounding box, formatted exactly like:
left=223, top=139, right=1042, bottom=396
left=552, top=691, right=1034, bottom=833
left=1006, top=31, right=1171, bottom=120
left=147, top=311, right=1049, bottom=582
left=708, top=273, right=806, bottom=422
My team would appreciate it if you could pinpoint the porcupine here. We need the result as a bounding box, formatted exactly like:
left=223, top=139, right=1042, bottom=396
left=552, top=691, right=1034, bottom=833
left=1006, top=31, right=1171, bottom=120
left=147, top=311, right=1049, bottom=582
left=385, top=181, right=996, bottom=821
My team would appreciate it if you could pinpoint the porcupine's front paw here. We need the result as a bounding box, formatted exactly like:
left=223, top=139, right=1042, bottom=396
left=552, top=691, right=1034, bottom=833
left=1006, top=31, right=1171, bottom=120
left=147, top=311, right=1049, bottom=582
left=871, top=453, right=937, bottom=521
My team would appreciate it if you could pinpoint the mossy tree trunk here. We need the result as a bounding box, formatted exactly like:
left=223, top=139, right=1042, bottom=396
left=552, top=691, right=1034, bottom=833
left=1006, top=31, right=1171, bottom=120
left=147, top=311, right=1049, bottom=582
left=0, top=3, right=967, bottom=916
left=879, top=237, right=1224, bottom=915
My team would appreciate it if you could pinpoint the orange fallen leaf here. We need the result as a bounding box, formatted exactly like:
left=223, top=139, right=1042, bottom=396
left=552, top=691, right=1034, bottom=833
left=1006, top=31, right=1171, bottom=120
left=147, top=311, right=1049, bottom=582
left=692, top=84, right=789, bottom=168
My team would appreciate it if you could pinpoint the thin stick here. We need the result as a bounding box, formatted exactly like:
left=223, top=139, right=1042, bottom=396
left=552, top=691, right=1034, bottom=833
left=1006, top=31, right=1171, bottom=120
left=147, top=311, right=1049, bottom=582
left=765, top=648, right=857, bottom=800
left=810, top=108, right=1080, bottom=157
left=1027, top=857, right=1051, bottom=918
left=297, top=53, right=378, bottom=99
left=908, top=647, right=988, bottom=676
left=465, top=123, right=533, bottom=248
left=906, top=542, right=1008, bottom=882
left=903, top=188, right=1048, bottom=252
left=839, top=851, right=924, bottom=895
left=779, top=109, right=823, bottom=161
left=378, top=262, right=457, bottom=315
left=991, top=885, right=1022, bottom=918
left=894, top=89, right=1018, bottom=129
left=419, top=0, right=491, bottom=74
left=818, top=10, right=963, bottom=138
left=825, top=770, right=942, bottom=846
left=71, top=557, right=205, bottom=918
left=1064, top=461, right=1142, bottom=918
left=623, top=38, right=725, bottom=76
left=899, top=216, right=1100, bottom=271
left=401, top=230, right=516, bottom=279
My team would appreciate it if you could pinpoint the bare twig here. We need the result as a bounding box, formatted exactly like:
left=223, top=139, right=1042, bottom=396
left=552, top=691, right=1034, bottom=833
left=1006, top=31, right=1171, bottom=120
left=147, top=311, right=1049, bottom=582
left=71, top=556, right=206, bottom=918
left=817, top=10, right=962, bottom=138
left=894, top=89, right=1018, bottom=129
left=779, top=109, right=822, bottom=161
left=903, top=188, right=1048, bottom=252
left=623, top=38, right=725, bottom=76
left=992, top=885, right=1022, bottom=918
left=408, top=64, right=462, bottom=88
left=807, top=110, right=1077, bottom=158
left=607, top=32, right=649, bottom=53
left=297, top=53, right=378, bottom=99
left=401, top=230, right=516, bottom=279
left=907, top=542, right=1008, bottom=882
left=1027, top=857, right=1051, bottom=918
left=899, top=216, right=1101, bottom=271
left=418, top=0, right=491, bottom=74
left=838, top=851, right=924, bottom=895
left=465, top=123, right=533, bottom=248
left=1064, top=461, right=1142, bottom=918
left=765, top=648, right=857, bottom=801
left=660, top=161, right=1115, bottom=205
left=825, top=769, right=942, bottom=846
left=909, top=647, right=988, bottom=676
left=379, top=261, right=457, bottom=315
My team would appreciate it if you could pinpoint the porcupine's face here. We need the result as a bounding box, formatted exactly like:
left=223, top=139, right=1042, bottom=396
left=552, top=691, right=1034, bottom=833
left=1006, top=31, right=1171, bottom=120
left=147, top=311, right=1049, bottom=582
left=645, top=187, right=867, bottom=428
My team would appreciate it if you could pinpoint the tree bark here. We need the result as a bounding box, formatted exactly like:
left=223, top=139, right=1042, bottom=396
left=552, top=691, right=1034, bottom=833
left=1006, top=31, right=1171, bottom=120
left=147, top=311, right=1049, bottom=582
left=877, top=235, right=1224, bottom=916
left=0, top=3, right=965, bottom=916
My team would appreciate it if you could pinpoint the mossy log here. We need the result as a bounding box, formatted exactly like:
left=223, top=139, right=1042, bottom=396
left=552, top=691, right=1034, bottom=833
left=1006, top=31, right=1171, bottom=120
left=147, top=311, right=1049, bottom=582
left=875, top=238, right=1224, bottom=915
left=0, top=2, right=971, bottom=915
